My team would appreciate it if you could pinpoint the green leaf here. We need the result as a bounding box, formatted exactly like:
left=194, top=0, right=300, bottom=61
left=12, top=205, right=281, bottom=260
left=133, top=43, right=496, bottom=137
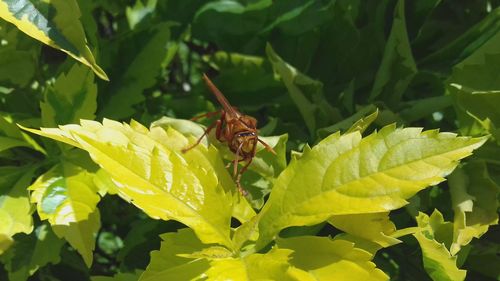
left=0, top=114, right=45, bottom=154
left=23, top=119, right=235, bottom=248
left=29, top=161, right=100, bottom=225
left=1, top=224, right=65, bottom=281
left=52, top=209, right=100, bottom=267
left=414, top=210, right=466, bottom=281
left=420, top=7, right=500, bottom=70
left=41, top=63, right=97, bottom=127
left=257, top=125, right=486, bottom=247
left=317, top=106, right=378, bottom=138
left=126, top=0, right=157, bottom=30
left=399, top=96, right=452, bottom=123
left=266, top=43, right=337, bottom=136
left=0, top=166, right=35, bottom=255
left=139, top=228, right=209, bottom=281
left=98, top=22, right=172, bottom=119
left=448, top=161, right=499, bottom=255
left=0, top=0, right=108, bottom=80
left=329, top=212, right=401, bottom=248
left=369, top=0, right=417, bottom=105
left=0, top=48, right=35, bottom=87
left=207, top=51, right=284, bottom=107
left=277, top=236, right=388, bottom=281
left=192, top=0, right=272, bottom=51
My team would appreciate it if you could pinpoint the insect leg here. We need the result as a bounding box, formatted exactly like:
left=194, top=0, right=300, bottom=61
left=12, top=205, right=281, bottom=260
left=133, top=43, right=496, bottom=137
left=181, top=121, right=218, bottom=153
left=236, top=157, right=253, bottom=196
left=257, top=138, right=277, bottom=155
left=190, top=110, right=221, bottom=121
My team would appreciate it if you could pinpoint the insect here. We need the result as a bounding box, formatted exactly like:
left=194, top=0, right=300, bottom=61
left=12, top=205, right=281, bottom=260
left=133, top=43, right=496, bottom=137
left=182, top=74, right=276, bottom=194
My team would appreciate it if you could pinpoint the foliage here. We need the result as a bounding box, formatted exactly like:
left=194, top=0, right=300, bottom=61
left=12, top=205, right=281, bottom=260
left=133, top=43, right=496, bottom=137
left=0, top=0, right=499, bottom=280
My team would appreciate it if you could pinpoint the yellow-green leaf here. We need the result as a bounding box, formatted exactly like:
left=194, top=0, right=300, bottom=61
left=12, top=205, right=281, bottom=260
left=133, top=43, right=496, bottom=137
left=23, top=119, right=235, bottom=248
left=0, top=166, right=35, bottom=255
left=414, top=210, right=466, bottom=281
left=52, top=209, right=100, bottom=267
left=448, top=161, right=499, bottom=255
left=206, top=248, right=299, bottom=281
left=29, top=161, right=100, bottom=225
left=41, top=63, right=97, bottom=127
left=257, top=125, right=486, bottom=247
left=277, top=236, right=388, bottom=281
left=139, top=228, right=210, bottom=281
left=329, top=212, right=401, bottom=248
left=0, top=0, right=108, bottom=80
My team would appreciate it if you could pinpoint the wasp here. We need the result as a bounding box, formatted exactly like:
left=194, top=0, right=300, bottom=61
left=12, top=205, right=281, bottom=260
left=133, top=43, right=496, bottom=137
left=182, top=74, right=276, bottom=194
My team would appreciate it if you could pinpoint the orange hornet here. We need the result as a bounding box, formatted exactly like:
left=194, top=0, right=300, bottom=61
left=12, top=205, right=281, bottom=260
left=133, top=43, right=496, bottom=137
left=182, top=74, right=276, bottom=194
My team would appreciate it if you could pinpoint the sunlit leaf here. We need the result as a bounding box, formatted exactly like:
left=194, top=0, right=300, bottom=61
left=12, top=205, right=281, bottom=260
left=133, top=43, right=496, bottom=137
left=317, top=106, right=378, bottom=138
left=257, top=124, right=486, bottom=247
left=0, top=0, right=108, bottom=80
left=206, top=248, right=298, bottom=281
left=0, top=166, right=35, bottom=255
left=23, top=119, right=235, bottom=248
left=277, top=236, right=388, bottom=281
left=329, top=212, right=400, bottom=248
left=448, top=161, right=499, bottom=255
left=29, top=161, right=100, bottom=225
left=414, top=210, right=466, bottom=281
left=52, top=209, right=100, bottom=267
left=139, top=228, right=209, bottom=281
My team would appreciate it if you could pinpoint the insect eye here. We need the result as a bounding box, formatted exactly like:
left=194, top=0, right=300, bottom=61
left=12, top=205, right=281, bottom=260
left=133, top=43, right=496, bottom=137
left=238, top=132, right=255, bottom=137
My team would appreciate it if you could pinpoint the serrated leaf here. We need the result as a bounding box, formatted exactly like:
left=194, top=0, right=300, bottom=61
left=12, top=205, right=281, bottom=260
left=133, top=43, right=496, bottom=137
left=277, top=236, right=388, bottom=281
left=23, top=119, right=235, bottom=248
left=448, top=161, right=499, bottom=255
left=29, top=161, right=100, bottom=225
left=139, top=228, right=209, bottom=281
left=126, top=0, right=157, bottom=29
left=257, top=124, right=486, bottom=247
left=151, top=117, right=258, bottom=223
left=369, top=0, right=417, bottom=105
left=414, top=210, right=466, bottom=281
left=0, top=166, right=35, bottom=255
left=52, top=209, right=100, bottom=267
left=98, top=22, right=172, bottom=119
left=317, top=106, right=378, bottom=138
left=41, top=63, right=97, bottom=127
left=206, top=248, right=298, bottom=281
left=1, top=224, right=64, bottom=281
left=329, top=212, right=401, bottom=248
left=0, top=0, right=108, bottom=80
